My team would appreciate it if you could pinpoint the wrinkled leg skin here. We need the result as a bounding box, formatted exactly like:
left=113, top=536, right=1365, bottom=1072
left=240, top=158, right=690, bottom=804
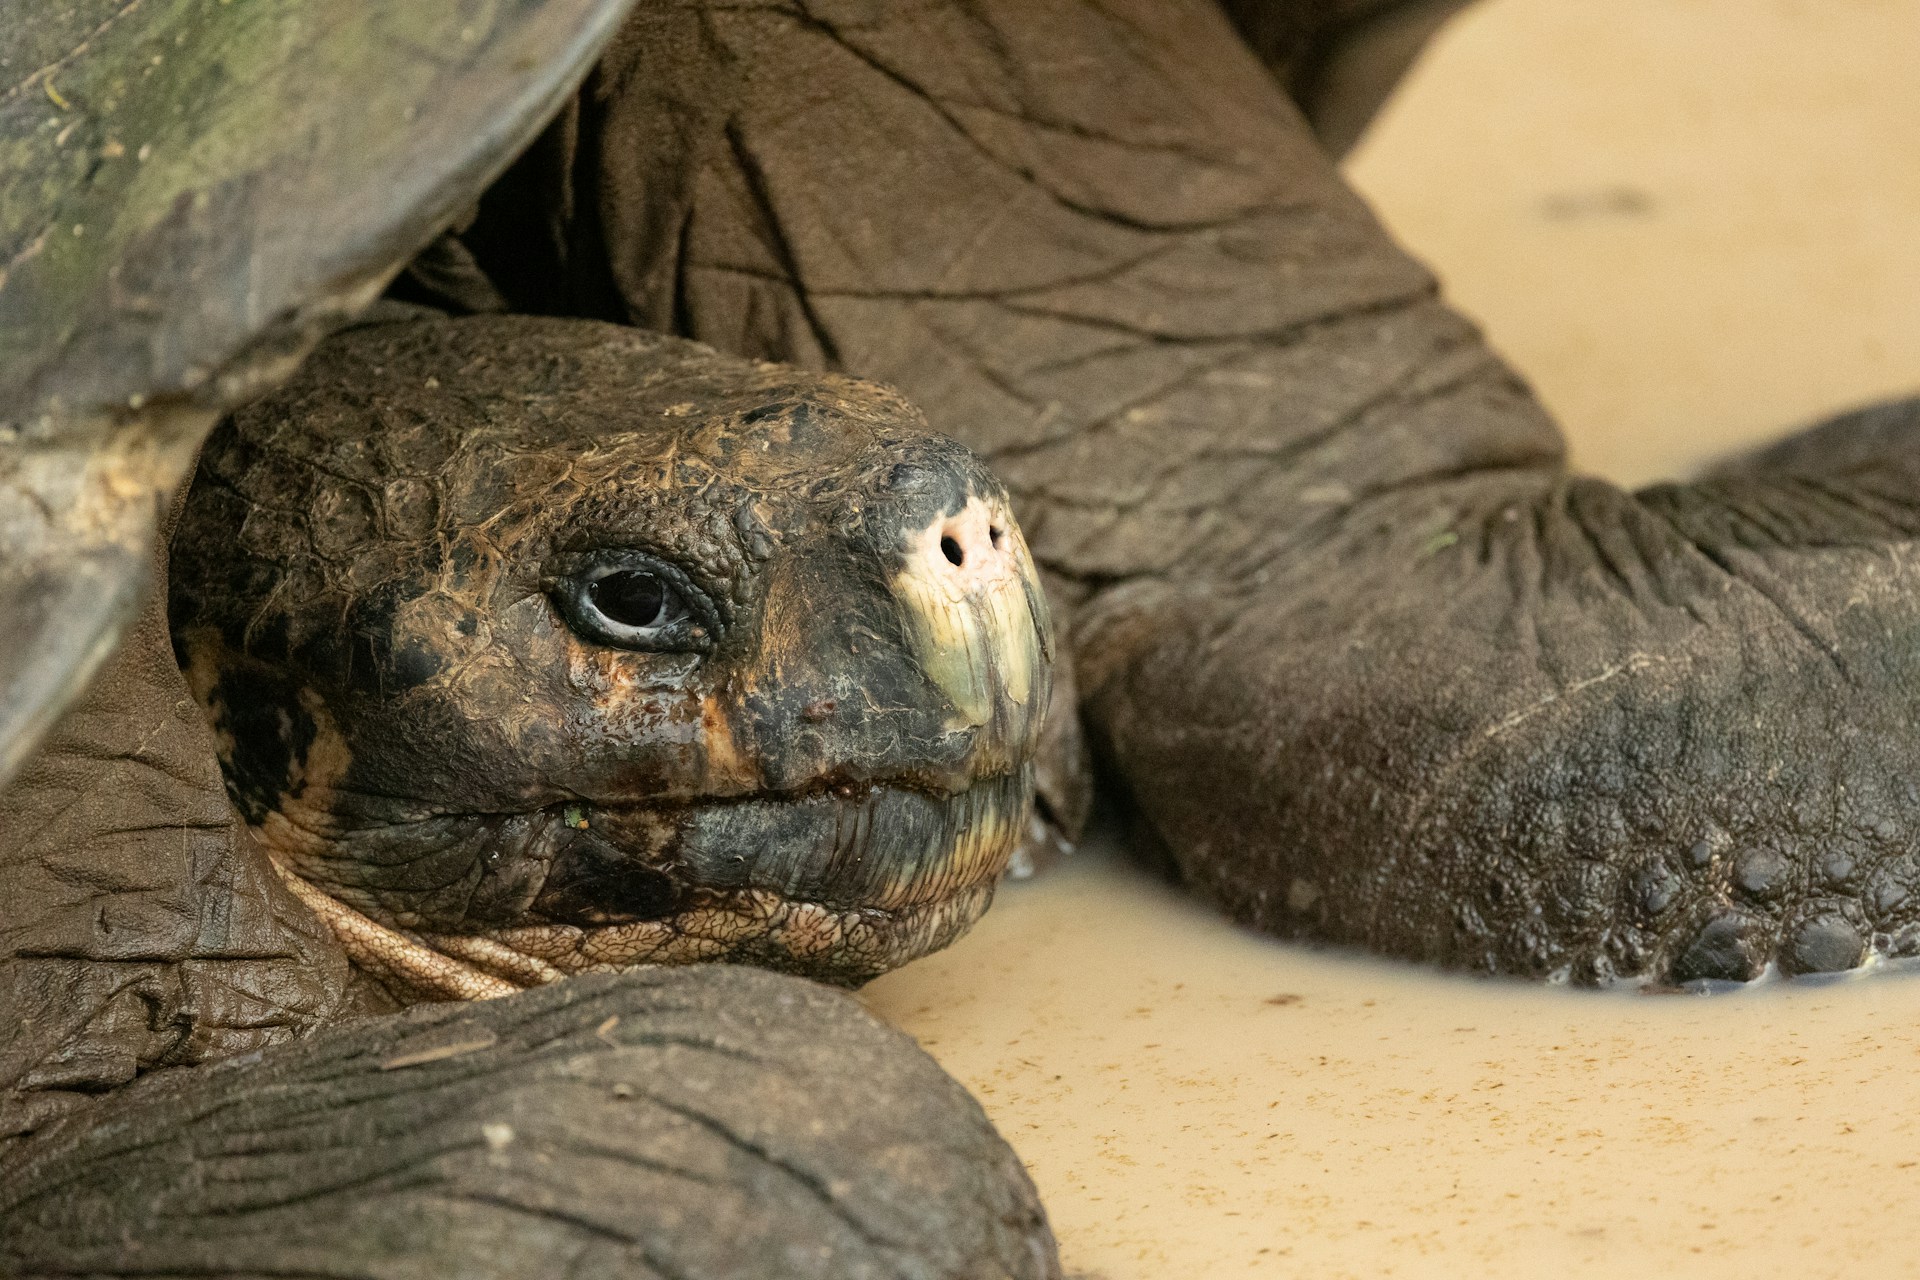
left=459, top=0, right=1920, bottom=987
left=0, top=969, right=1057, bottom=1279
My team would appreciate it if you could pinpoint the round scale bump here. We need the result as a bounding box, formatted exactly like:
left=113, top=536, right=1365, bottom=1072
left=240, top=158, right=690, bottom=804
left=1732, top=848, right=1792, bottom=902
left=1629, top=860, right=1682, bottom=920
left=1818, top=852, right=1858, bottom=891
left=1668, top=909, right=1771, bottom=984
left=1781, top=912, right=1867, bottom=976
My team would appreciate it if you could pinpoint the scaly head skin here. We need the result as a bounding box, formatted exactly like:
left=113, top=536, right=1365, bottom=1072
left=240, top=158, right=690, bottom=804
left=169, top=314, right=1051, bottom=996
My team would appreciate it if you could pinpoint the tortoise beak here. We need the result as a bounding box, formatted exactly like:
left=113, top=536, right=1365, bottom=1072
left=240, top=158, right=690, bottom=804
left=890, top=493, right=1053, bottom=762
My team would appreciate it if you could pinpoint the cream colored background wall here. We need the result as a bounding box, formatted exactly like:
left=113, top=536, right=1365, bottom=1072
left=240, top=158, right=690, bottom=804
left=1346, top=0, right=1920, bottom=486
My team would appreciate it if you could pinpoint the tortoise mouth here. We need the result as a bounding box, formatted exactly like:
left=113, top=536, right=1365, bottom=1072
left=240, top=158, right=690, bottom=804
left=430, top=769, right=1032, bottom=986
left=272, top=769, right=1032, bottom=995
left=528, top=770, right=1032, bottom=924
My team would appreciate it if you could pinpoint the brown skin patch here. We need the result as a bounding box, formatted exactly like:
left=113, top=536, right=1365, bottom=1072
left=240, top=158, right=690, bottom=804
left=171, top=315, right=1052, bottom=993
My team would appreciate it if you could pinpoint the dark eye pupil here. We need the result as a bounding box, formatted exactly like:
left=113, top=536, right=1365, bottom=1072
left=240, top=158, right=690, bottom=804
left=590, top=571, right=668, bottom=629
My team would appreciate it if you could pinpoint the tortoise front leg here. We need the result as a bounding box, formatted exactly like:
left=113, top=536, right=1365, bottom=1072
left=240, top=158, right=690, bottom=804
left=0, top=967, right=1059, bottom=1279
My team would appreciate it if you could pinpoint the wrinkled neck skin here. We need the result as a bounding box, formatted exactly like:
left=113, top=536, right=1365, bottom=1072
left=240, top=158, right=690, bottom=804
left=453, top=0, right=1920, bottom=987
left=171, top=316, right=1052, bottom=999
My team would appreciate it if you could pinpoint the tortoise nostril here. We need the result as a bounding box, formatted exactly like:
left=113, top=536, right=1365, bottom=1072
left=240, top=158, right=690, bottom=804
left=909, top=500, right=1018, bottom=583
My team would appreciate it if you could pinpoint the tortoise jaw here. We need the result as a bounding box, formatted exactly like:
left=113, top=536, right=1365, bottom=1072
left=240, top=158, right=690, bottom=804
left=270, top=769, right=1032, bottom=998
left=425, top=878, right=1002, bottom=990
left=479, top=769, right=1032, bottom=984
left=538, top=769, right=1033, bottom=921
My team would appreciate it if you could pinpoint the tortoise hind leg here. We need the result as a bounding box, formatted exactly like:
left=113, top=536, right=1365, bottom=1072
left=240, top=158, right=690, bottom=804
left=1218, top=0, right=1479, bottom=156
left=0, top=967, right=1059, bottom=1279
left=1708, top=396, right=1920, bottom=482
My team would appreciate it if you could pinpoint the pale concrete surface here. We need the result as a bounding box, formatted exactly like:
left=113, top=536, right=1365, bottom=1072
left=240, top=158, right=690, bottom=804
left=864, top=3, right=1920, bottom=1276
left=870, top=849, right=1920, bottom=1279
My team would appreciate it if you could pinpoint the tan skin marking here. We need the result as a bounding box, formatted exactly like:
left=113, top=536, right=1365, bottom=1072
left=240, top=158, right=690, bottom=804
left=271, top=859, right=519, bottom=1001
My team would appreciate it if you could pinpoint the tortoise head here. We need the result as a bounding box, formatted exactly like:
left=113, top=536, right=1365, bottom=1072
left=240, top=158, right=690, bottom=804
left=169, top=315, right=1051, bottom=991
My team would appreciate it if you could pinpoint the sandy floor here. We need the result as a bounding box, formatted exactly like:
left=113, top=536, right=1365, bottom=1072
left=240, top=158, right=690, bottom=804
left=863, top=2, right=1920, bottom=1276
left=871, top=845, right=1920, bottom=1278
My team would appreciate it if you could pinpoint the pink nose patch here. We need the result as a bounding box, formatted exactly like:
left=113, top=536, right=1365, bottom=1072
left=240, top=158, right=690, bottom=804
left=917, top=496, right=1019, bottom=595
left=890, top=494, right=1046, bottom=733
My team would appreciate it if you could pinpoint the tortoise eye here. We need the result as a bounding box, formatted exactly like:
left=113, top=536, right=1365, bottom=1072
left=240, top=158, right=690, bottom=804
left=589, top=570, right=673, bottom=630
left=549, top=553, right=714, bottom=652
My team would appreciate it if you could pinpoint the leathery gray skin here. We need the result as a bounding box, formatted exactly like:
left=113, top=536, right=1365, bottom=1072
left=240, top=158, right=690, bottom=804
left=0, top=969, right=1058, bottom=1279
left=456, top=0, right=1920, bottom=988
left=170, top=313, right=1052, bottom=995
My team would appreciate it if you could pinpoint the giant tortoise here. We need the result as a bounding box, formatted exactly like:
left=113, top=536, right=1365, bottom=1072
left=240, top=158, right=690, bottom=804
left=5, top=0, right=1918, bottom=1273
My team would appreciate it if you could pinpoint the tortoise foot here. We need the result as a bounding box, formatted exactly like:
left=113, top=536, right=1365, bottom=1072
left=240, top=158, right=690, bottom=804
left=1086, top=400, right=1920, bottom=986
